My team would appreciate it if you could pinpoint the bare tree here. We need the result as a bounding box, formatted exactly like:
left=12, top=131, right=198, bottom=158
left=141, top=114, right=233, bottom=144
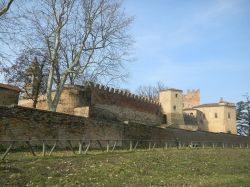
left=236, top=94, right=250, bottom=136
left=136, top=81, right=168, bottom=101
left=23, top=0, right=133, bottom=111
left=3, top=48, right=49, bottom=108
left=0, top=0, right=14, bottom=66
left=0, top=0, right=14, bottom=16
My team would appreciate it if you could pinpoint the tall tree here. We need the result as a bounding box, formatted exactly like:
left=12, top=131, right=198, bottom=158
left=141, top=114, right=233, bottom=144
left=3, top=48, right=49, bottom=108
left=0, top=0, right=14, bottom=16
left=0, top=0, right=14, bottom=66
left=23, top=0, right=133, bottom=111
left=236, top=94, right=250, bottom=136
left=136, top=81, right=168, bottom=101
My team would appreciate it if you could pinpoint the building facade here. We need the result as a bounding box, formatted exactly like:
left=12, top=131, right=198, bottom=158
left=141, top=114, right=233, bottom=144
left=0, top=83, right=21, bottom=106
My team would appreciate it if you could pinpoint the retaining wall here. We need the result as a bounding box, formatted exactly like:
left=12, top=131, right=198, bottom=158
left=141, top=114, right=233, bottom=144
left=0, top=105, right=249, bottom=148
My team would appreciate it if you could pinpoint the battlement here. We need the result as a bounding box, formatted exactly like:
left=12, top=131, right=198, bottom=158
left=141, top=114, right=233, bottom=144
left=186, top=89, right=200, bottom=94
left=183, top=88, right=200, bottom=109
left=84, top=81, right=161, bottom=106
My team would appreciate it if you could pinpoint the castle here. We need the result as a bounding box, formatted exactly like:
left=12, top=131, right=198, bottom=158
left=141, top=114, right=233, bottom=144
left=14, top=82, right=237, bottom=134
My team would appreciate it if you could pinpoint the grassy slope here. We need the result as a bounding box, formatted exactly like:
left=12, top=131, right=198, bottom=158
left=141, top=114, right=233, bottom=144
left=0, top=149, right=250, bottom=187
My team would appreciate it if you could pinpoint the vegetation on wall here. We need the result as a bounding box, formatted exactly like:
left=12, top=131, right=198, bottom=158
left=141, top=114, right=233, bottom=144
left=136, top=81, right=168, bottom=101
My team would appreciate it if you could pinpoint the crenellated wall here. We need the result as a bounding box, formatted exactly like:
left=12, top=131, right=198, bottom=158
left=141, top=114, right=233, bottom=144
left=18, top=83, right=163, bottom=126
left=85, top=82, right=162, bottom=126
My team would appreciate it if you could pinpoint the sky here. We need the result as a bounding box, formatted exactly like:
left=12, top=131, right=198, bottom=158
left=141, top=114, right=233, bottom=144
left=121, top=0, right=250, bottom=104
left=1, top=0, right=249, bottom=104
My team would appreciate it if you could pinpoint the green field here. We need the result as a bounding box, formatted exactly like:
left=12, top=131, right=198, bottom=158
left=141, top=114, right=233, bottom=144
left=0, top=148, right=250, bottom=187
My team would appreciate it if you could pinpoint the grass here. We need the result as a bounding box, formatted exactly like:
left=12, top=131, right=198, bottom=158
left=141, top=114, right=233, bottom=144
left=0, top=148, right=250, bottom=187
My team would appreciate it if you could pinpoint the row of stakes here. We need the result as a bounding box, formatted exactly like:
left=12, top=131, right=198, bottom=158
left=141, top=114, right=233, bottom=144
left=1, top=140, right=250, bottom=160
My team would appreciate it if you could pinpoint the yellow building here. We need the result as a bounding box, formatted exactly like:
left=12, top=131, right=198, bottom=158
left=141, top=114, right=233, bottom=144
left=159, top=89, right=237, bottom=134
left=193, top=99, right=237, bottom=134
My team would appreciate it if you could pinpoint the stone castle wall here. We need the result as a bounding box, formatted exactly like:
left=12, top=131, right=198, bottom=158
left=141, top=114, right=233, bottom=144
left=88, top=84, right=162, bottom=125
left=18, top=84, right=163, bottom=126
left=0, top=105, right=249, bottom=148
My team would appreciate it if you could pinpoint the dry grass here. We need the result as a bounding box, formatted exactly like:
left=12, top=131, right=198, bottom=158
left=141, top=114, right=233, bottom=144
left=0, top=148, right=250, bottom=186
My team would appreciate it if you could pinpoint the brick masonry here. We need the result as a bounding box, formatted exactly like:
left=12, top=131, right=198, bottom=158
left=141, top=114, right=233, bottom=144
left=0, top=105, right=249, bottom=148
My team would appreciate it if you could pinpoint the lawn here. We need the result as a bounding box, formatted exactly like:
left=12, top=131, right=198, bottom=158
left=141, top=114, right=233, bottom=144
left=0, top=148, right=250, bottom=187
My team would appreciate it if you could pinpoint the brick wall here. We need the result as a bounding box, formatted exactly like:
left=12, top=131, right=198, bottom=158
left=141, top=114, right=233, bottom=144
left=0, top=105, right=249, bottom=148
left=19, top=83, right=163, bottom=126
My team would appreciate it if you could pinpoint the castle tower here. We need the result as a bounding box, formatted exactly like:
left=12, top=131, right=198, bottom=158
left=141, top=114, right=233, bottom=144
left=183, top=89, right=200, bottom=109
left=159, top=89, right=184, bottom=125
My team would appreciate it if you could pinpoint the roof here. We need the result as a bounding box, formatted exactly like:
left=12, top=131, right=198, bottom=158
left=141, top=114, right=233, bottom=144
left=193, top=102, right=235, bottom=108
left=183, top=108, right=200, bottom=111
left=0, top=83, right=21, bottom=92
left=160, top=88, right=183, bottom=92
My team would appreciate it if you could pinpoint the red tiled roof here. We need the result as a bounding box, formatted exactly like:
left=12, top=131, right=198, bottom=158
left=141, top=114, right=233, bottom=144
left=0, top=83, right=21, bottom=92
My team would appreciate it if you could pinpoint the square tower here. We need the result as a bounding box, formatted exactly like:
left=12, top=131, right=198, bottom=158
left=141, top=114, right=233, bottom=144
left=159, top=89, right=184, bottom=125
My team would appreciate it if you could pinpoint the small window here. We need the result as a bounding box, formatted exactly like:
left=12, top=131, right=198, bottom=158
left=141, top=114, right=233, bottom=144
left=228, top=113, right=231, bottom=119
left=175, top=94, right=178, bottom=98
left=190, top=112, right=193, bottom=116
left=173, top=105, right=176, bottom=110
left=215, top=113, right=218, bottom=118
left=163, top=114, right=167, bottom=124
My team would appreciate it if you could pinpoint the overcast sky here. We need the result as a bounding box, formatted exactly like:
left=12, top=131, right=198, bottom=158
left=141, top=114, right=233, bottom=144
left=121, top=0, right=250, bottom=104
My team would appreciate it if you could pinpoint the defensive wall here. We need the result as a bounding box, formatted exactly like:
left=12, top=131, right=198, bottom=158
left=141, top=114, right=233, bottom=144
left=19, top=83, right=163, bottom=126
left=0, top=105, right=249, bottom=148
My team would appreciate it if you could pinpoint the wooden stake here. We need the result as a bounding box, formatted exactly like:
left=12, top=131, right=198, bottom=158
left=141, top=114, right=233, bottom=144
left=165, top=143, right=168, bottom=150
left=152, top=143, right=156, bottom=150
left=49, top=141, right=57, bottom=156
left=42, top=141, right=46, bottom=157
left=26, top=141, right=36, bottom=156
left=129, top=140, right=133, bottom=151
left=84, top=141, right=90, bottom=154
left=111, top=141, right=117, bottom=152
left=97, top=140, right=104, bottom=152
left=79, top=141, right=83, bottom=154
left=106, top=140, right=109, bottom=152
left=148, top=142, right=151, bottom=150
left=67, top=140, right=75, bottom=154
left=1, top=141, right=15, bottom=160
left=133, top=141, right=138, bottom=151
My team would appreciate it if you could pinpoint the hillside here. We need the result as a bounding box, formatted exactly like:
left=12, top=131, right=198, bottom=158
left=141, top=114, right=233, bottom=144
left=1, top=149, right=250, bottom=186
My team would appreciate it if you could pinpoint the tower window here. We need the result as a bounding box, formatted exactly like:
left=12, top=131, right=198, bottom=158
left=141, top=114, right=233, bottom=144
left=228, top=113, right=231, bottom=119
left=173, top=105, right=176, bottom=110
left=175, top=94, right=178, bottom=98
left=215, top=113, right=218, bottom=118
